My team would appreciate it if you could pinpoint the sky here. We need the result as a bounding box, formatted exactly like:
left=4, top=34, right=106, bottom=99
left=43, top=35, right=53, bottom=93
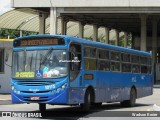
left=0, top=0, right=13, bottom=15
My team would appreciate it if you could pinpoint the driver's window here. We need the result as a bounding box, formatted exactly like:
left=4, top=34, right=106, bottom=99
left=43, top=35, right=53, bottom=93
left=69, top=43, right=81, bottom=81
left=40, top=50, right=68, bottom=78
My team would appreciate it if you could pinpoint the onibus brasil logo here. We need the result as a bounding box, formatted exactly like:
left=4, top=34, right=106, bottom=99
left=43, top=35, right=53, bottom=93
left=1, top=112, right=42, bottom=118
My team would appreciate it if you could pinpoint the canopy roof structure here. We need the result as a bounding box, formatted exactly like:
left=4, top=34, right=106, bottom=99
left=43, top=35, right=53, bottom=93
left=0, top=8, right=124, bottom=41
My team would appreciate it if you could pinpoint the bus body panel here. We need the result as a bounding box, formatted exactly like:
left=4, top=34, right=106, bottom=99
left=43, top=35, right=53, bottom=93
left=68, top=87, right=85, bottom=104
left=94, top=71, right=152, bottom=102
left=11, top=35, right=153, bottom=107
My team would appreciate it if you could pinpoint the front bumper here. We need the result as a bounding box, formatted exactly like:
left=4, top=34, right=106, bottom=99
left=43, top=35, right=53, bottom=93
left=11, top=88, right=68, bottom=104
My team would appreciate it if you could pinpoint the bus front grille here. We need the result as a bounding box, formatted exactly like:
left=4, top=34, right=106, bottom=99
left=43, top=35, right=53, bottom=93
left=21, top=90, right=50, bottom=93
left=14, top=80, right=55, bottom=86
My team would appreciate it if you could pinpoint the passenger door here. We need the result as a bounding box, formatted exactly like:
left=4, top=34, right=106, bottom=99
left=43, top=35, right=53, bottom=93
left=69, top=43, right=83, bottom=103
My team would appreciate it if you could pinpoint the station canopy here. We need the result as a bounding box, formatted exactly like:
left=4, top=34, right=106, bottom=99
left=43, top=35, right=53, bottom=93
left=0, top=8, right=124, bottom=40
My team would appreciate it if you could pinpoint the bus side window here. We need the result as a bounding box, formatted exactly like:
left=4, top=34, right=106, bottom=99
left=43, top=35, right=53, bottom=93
left=141, top=66, right=148, bottom=74
left=111, top=51, right=120, bottom=61
left=122, top=63, right=131, bottom=72
left=111, top=62, right=120, bottom=71
left=69, top=44, right=81, bottom=81
left=132, top=65, right=140, bottom=73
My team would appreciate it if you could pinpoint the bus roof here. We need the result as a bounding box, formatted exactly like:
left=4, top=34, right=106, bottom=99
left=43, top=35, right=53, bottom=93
left=14, top=34, right=151, bottom=56
left=66, top=36, right=151, bottom=57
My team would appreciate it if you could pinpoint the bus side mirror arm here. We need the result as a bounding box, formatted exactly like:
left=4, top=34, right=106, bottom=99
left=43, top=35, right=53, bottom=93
left=5, top=51, right=12, bottom=68
left=5, top=62, right=12, bottom=68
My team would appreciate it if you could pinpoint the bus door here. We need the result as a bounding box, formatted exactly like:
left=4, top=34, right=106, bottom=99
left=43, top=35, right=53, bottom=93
left=69, top=43, right=83, bottom=104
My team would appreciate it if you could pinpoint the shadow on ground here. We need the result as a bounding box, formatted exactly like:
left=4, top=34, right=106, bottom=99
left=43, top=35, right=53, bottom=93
left=29, top=103, right=152, bottom=119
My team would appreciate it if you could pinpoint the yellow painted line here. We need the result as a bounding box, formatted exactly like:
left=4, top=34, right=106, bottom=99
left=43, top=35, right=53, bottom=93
left=0, top=39, right=14, bottom=42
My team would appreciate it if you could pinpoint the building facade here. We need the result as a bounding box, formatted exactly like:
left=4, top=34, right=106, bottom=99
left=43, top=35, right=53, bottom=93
left=0, top=39, right=13, bottom=93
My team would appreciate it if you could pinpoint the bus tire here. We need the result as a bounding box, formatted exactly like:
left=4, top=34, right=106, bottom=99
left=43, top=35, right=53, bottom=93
left=81, top=90, right=91, bottom=112
left=125, top=88, right=137, bottom=107
left=121, top=88, right=136, bottom=107
left=39, top=103, right=46, bottom=112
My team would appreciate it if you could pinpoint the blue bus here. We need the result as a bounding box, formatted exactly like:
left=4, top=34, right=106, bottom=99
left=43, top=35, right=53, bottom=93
left=11, top=35, right=153, bottom=112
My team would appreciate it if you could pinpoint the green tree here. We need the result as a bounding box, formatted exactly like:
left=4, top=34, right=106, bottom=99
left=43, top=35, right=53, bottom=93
left=0, top=28, right=38, bottom=39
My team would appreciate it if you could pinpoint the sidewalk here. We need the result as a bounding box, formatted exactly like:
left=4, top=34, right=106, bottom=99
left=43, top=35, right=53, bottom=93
left=153, top=84, right=160, bottom=88
left=0, top=94, right=11, bottom=105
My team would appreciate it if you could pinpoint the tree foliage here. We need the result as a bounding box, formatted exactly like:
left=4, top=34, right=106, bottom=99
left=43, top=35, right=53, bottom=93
left=0, top=28, right=132, bottom=48
left=0, top=28, right=38, bottom=39
left=85, top=33, right=132, bottom=48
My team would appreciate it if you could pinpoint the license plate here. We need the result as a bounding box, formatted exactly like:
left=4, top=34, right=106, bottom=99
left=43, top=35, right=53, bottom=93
left=30, top=97, right=40, bottom=100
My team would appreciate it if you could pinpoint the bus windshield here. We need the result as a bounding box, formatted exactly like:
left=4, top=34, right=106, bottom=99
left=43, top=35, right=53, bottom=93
left=12, top=49, right=68, bottom=79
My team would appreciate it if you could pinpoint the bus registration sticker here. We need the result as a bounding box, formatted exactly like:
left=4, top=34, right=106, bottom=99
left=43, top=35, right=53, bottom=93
left=30, top=97, right=40, bottom=100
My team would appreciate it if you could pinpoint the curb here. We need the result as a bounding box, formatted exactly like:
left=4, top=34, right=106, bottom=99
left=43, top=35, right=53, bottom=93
left=0, top=100, right=12, bottom=105
left=153, top=85, right=160, bottom=88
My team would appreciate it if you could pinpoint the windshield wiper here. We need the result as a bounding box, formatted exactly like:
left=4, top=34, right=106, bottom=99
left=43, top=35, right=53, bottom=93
left=39, top=48, right=53, bottom=69
left=30, top=53, right=33, bottom=71
left=23, top=48, right=27, bottom=71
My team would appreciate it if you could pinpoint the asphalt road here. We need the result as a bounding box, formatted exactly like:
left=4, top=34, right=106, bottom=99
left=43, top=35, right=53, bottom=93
left=0, top=88, right=159, bottom=120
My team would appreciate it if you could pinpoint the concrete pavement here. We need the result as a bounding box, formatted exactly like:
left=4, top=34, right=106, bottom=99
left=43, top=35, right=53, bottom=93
left=0, top=94, right=11, bottom=105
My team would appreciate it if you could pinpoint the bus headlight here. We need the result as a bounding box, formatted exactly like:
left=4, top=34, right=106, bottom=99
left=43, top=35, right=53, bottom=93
left=11, top=86, right=14, bottom=90
left=14, top=89, right=17, bottom=93
left=61, top=83, right=67, bottom=89
left=13, top=87, right=20, bottom=94
left=62, top=85, right=65, bottom=89
left=57, top=88, right=60, bottom=93
left=17, top=91, right=20, bottom=94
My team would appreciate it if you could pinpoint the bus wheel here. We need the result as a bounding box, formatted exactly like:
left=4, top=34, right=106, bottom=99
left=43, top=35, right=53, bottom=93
left=81, top=90, right=91, bottom=112
left=121, top=88, right=136, bottom=107
left=128, top=88, right=136, bottom=107
left=39, top=103, right=46, bottom=112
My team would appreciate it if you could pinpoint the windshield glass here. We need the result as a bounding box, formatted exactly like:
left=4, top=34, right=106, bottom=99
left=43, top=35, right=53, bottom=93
left=12, top=49, right=68, bottom=79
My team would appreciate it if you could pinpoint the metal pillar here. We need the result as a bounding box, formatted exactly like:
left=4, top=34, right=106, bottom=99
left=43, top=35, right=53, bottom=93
left=124, top=32, right=128, bottom=48
left=61, top=17, right=67, bottom=35
left=50, top=7, right=57, bottom=34
left=152, top=19, right=158, bottom=65
left=78, top=22, right=84, bottom=38
left=115, top=30, right=119, bottom=46
left=140, top=15, right=147, bottom=51
left=131, top=35, right=134, bottom=49
left=39, top=13, right=47, bottom=34
left=152, top=19, right=158, bottom=84
left=20, top=30, right=23, bottom=37
left=105, top=27, right=109, bottom=44
left=93, top=25, right=98, bottom=41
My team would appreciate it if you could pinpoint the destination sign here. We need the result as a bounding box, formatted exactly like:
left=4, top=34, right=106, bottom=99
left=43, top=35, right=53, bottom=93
left=16, top=72, right=35, bottom=78
left=13, top=37, right=65, bottom=47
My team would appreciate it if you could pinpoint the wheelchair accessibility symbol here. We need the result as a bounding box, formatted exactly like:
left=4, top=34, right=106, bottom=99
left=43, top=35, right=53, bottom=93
left=35, top=70, right=43, bottom=78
